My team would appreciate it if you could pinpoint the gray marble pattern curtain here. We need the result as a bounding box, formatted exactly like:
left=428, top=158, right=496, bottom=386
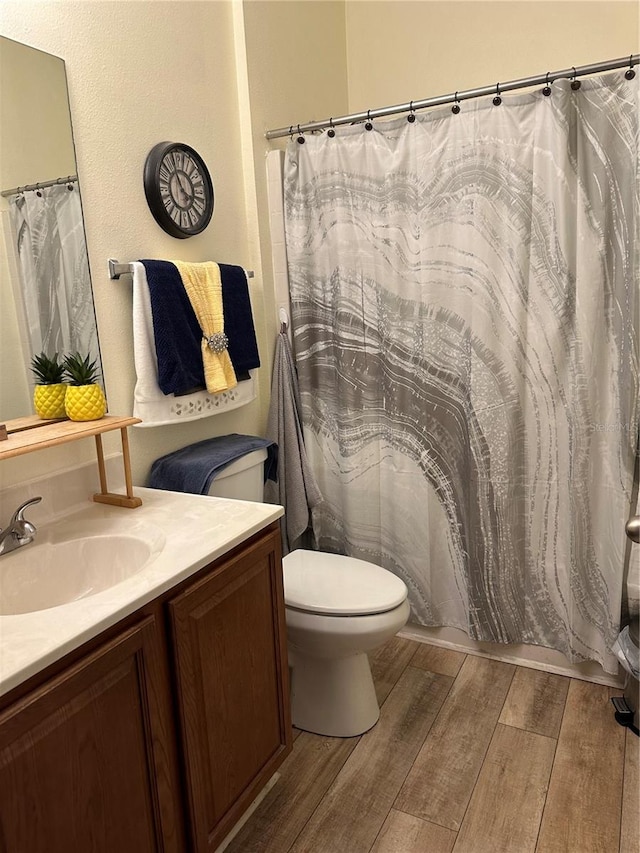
left=284, top=73, right=639, bottom=673
left=8, top=183, right=100, bottom=373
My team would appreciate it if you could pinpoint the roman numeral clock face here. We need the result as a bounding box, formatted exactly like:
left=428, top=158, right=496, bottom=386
left=143, top=142, right=214, bottom=238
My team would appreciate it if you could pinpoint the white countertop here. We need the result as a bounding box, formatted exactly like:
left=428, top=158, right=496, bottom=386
left=0, top=488, right=283, bottom=698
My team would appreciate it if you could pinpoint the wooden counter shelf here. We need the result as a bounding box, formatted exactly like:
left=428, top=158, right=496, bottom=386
left=0, top=414, right=143, bottom=509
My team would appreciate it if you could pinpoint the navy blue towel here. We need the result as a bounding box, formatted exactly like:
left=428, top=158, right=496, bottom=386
left=142, top=260, right=205, bottom=396
left=148, top=434, right=278, bottom=495
left=220, top=264, right=261, bottom=375
left=143, top=260, right=258, bottom=394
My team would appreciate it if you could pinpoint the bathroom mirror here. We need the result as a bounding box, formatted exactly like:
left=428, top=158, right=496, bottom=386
left=0, top=35, right=103, bottom=423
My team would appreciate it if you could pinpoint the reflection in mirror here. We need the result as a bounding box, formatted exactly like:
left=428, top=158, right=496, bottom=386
left=0, top=35, right=103, bottom=423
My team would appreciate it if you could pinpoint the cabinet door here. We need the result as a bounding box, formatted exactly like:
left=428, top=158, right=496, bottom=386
left=0, top=617, right=183, bottom=853
left=168, top=527, right=291, bottom=852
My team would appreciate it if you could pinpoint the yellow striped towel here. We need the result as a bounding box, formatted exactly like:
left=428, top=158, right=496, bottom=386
left=174, top=260, right=237, bottom=394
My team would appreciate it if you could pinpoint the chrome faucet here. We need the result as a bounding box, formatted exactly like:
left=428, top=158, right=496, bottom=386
left=0, top=497, right=42, bottom=557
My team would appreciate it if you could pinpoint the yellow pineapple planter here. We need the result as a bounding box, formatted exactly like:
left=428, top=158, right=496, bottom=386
left=65, top=384, right=106, bottom=421
left=31, top=352, right=67, bottom=419
left=34, top=383, right=67, bottom=419
left=63, top=352, right=106, bottom=421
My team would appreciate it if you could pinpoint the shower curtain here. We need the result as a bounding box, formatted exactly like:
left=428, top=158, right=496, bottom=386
left=283, top=73, right=639, bottom=674
left=8, top=183, right=100, bottom=367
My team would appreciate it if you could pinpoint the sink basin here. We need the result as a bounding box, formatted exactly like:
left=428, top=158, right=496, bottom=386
left=0, top=519, right=165, bottom=616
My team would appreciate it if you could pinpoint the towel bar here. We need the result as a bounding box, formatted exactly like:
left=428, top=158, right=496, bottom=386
left=108, top=258, right=255, bottom=280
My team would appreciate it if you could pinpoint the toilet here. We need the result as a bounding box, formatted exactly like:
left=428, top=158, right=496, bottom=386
left=207, top=448, right=410, bottom=738
left=284, top=549, right=409, bottom=737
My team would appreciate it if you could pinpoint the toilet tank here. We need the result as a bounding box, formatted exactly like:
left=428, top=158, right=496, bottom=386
left=206, top=448, right=267, bottom=502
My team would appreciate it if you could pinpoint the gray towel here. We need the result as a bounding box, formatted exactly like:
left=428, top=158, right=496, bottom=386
left=264, top=331, right=323, bottom=554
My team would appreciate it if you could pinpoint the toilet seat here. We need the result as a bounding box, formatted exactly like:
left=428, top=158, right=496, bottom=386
left=283, top=550, right=407, bottom=617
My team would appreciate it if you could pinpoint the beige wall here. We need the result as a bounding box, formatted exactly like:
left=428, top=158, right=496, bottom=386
left=244, top=0, right=348, bottom=135
left=242, top=0, right=348, bottom=371
left=345, top=1, right=639, bottom=112
left=0, top=36, right=76, bottom=190
left=0, top=0, right=637, bottom=492
left=0, top=0, right=349, bottom=490
left=0, top=0, right=266, bottom=487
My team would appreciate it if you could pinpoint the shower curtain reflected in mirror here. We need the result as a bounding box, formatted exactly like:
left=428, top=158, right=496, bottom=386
left=8, top=183, right=101, bottom=380
left=284, top=73, right=639, bottom=674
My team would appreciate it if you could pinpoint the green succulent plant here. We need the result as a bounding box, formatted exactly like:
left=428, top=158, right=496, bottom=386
left=63, top=351, right=102, bottom=386
left=30, top=352, right=65, bottom=385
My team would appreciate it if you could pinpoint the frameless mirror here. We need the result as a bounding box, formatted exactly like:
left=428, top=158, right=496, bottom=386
left=0, top=35, right=103, bottom=423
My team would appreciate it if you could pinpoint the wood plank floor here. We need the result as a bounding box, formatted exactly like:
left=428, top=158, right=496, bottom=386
left=225, top=638, right=638, bottom=853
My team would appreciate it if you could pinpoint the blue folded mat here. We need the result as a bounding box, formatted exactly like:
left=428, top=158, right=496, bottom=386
left=148, top=433, right=278, bottom=495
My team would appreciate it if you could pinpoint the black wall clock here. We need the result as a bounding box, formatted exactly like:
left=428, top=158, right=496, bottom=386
left=143, top=141, right=214, bottom=239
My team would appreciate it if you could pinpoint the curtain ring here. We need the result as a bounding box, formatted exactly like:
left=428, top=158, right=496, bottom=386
left=542, top=72, right=552, bottom=97
left=328, top=117, right=336, bottom=138
left=493, top=82, right=502, bottom=106
left=452, top=92, right=461, bottom=114
left=365, top=109, right=373, bottom=131
left=625, top=55, right=636, bottom=80
left=570, top=66, right=581, bottom=90
left=407, top=100, right=416, bottom=123
left=297, top=124, right=305, bottom=144
left=288, top=125, right=294, bottom=139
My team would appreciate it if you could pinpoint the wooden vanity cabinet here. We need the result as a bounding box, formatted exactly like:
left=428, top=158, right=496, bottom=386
left=0, top=523, right=291, bottom=853
left=168, top=523, right=292, bottom=852
left=0, top=615, right=184, bottom=853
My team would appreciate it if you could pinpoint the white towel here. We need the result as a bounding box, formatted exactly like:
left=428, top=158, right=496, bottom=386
left=131, top=262, right=255, bottom=427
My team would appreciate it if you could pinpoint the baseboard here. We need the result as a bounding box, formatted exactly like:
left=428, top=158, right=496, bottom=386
left=399, top=622, right=625, bottom=689
left=214, top=772, right=280, bottom=853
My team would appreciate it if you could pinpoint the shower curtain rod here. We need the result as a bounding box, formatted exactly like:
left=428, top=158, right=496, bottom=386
left=1, top=175, right=78, bottom=198
left=265, top=54, right=638, bottom=139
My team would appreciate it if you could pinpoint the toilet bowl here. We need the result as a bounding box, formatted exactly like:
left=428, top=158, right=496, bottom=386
left=206, top=447, right=410, bottom=737
left=284, top=549, right=409, bottom=737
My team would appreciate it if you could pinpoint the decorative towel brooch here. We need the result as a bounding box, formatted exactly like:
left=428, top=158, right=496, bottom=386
left=205, top=331, right=229, bottom=354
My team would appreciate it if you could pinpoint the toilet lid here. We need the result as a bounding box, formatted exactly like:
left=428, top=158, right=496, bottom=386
left=283, top=550, right=408, bottom=616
